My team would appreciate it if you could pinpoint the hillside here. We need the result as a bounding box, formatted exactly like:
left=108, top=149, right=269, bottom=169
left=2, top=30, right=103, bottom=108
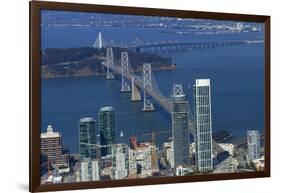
left=41, top=47, right=175, bottom=78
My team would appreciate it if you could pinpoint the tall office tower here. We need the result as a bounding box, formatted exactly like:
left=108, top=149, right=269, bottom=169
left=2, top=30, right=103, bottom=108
left=80, top=159, right=100, bottom=181
left=79, top=117, right=97, bottom=160
left=112, top=144, right=129, bottom=180
left=171, top=84, right=189, bottom=168
left=40, top=125, right=69, bottom=168
left=99, top=106, right=116, bottom=156
left=247, top=130, right=261, bottom=161
left=194, top=79, right=213, bottom=172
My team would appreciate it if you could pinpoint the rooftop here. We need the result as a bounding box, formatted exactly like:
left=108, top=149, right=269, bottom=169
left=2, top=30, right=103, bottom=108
left=195, top=79, right=210, bottom=87
left=41, top=125, right=61, bottom=138
left=100, top=106, right=115, bottom=112
left=247, top=130, right=260, bottom=135
left=80, top=117, right=95, bottom=123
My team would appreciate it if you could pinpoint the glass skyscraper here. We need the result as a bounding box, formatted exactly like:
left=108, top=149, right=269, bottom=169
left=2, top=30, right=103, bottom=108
left=79, top=117, right=97, bottom=160
left=194, top=79, right=213, bottom=172
left=247, top=130, right=260, bottom=161
left=171, top=84, right=189, bottom=168
left=99, top=106, right=116, bottom=156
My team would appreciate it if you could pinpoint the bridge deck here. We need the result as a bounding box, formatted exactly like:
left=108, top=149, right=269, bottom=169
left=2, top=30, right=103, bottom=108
left=102, top=62, right=196, bottom=134
left=104, top=63, right=172, bottom=113
left=130, top=40, right=264, bottom=53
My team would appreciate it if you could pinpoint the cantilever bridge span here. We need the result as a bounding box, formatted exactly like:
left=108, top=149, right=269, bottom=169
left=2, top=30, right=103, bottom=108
left=130, top=40, right=263, bottom=54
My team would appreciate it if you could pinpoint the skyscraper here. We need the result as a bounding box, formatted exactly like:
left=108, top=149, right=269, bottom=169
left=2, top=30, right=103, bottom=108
left=40, top=125, right=69, bottom=168
left=112, top=143, right=129, bottom=180
left=79, top=117, right=97, bottom=160
left=171, top=84, right=189, bottom=168
left=247, top=130, right=261, bottom=161
left=99, top=106, right=116, bottom=156
left=194, top=79, right=213, bottom=172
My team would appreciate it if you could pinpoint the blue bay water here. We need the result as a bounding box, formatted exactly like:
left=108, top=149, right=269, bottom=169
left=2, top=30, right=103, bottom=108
left=41, top=26, right=264, bottom=153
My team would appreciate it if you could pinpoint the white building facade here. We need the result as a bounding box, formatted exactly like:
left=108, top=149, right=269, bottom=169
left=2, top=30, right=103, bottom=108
left=247, top=130, right=261, bottom=161
left=112, top=144, right=129, bottom=180
left=80, top=159, right=100, bottom=181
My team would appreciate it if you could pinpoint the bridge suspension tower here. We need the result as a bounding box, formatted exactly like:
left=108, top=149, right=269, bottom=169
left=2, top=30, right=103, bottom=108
left=142, top=63, right=155, bottom=111
left=121, top=52, right=131, bottom=92
left=105, top=47, right=115, bottom=79
left=93, top=32, right=104, bottom=49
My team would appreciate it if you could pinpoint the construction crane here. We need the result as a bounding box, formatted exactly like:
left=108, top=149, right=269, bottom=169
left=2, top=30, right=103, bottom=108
left=40, top=159, right=51, bottom=176
left=140, top=129, right=171, bottom=145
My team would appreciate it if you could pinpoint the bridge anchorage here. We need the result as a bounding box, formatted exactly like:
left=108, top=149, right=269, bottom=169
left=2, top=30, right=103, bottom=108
left=142, top=63, right=155, bottom=112
left=105, top=47, right=115, bottom=79
left=121, top=52, right=131, bottom=92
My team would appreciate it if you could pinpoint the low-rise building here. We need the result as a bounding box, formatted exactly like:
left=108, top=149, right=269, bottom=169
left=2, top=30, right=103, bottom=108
left=45, top=174, right=63, bottom=184
left=112, top=143, right=129, bottom=180
left=163, top=141, right=174, bottom=168
left=176, top=165, right=193, bottom=176
left=80, top=159, right=100, bottom=181
left=128, top=149, right=137, bottom=176
left=252, top=155, right=264, bottom=171
left=100, top=154, right=113, bottom=168
left=135, top=142, right=158, bottom=176
left=218, top=143, right=235, bottom=156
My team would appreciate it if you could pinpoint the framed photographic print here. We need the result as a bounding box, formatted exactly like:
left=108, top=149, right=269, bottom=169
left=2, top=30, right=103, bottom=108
left=29, top=1, right=270, bottom=192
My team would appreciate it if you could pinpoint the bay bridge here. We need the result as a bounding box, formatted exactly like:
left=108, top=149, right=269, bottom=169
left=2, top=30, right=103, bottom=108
left=94, top=32, right=264, bottom=55
left=102, top=48, right=173, bottom=112
left=130, top=40, right=262, bottom=54
left=94, top=32, right=263, bottom=135
left=101, top=47, right=196, bottom=133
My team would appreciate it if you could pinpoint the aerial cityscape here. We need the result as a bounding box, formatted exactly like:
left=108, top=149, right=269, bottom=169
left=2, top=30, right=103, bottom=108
left=40, top=10, right=265, bottom=184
